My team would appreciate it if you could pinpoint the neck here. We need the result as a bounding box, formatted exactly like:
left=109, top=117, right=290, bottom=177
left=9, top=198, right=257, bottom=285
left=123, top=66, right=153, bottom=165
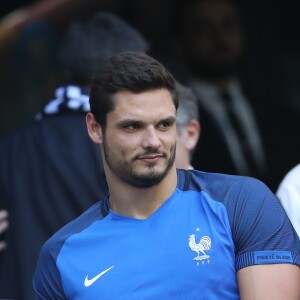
left=106, top=166, right=178, bottom=219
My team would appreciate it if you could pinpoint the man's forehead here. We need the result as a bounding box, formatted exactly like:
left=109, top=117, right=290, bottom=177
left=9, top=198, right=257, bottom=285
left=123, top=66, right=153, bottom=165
left=108, top=89, right=176, bottom=120
left=112, top=89, right=174, bottom=107
left=114, top=88, right=172, bottom=98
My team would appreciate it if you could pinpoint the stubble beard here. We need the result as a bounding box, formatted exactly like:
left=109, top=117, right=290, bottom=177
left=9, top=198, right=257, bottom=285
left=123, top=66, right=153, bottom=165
left=102, top=138, right=176, bottom=188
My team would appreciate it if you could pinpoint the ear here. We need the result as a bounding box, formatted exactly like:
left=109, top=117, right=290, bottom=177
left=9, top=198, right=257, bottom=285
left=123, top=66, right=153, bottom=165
left=86, top=112, right=103, bottom=144
left=183, top=119, right=201, bottom=151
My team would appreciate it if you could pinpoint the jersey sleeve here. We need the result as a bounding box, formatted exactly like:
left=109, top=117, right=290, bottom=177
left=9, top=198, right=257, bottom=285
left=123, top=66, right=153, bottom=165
left=226, top=177, right=300, bottom=270
left=33, top=238, right=67, bottom=299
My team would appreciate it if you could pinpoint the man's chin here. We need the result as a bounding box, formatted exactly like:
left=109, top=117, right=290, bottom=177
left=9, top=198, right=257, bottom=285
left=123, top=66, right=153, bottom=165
left=129, top=168, right=167, bottom=188
left=127, top=150, right=175, bottom=188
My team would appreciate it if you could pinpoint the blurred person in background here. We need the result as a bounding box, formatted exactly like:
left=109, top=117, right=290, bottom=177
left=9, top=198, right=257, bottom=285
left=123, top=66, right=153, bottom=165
left=0, top=12, right=148, bottom=300
left=175, top=82, right=200, bottom=170
left=177, top=0, right=269, bottom=186
left=276, top=163, right=300, bottom=238
left=0, top=0, right=121, bottom=137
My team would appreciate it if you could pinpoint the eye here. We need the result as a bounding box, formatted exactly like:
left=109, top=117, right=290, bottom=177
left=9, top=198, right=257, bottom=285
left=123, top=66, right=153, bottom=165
left=123, top=122, right=140, bottom=131
left=157, top=120, right=172, bottom=130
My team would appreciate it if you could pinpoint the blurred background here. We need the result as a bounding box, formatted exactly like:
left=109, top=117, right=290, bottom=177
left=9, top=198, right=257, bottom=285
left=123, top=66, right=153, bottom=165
left=0, top=0, right=299, bottom=185
left=1, top=0, right=299, bottom=136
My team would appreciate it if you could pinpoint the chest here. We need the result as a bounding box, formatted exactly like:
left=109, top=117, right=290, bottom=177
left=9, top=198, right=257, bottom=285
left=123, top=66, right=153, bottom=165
left=58, top=194, right=239, bottom=299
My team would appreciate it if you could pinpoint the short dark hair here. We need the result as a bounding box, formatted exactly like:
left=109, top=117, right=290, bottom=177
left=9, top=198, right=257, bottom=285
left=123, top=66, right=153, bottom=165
left=59, top=12, right=149, bottom=86
left=89, top=52, right=178, bottom=128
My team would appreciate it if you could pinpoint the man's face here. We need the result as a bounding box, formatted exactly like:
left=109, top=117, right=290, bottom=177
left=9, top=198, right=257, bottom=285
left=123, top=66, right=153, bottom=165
left=183, top=0, right=243, bottom=78
left=101, top=88, right=177, bottom=188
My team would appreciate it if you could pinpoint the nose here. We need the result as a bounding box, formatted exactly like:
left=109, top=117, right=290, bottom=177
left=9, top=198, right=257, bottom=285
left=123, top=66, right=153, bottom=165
left=142, top=127, right=161, bottom=149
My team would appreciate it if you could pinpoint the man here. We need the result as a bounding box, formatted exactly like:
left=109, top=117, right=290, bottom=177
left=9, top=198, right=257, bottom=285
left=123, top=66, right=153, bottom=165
left=178, top=0, right=268, bottom=184
left=0, top=12, right=148, bottom=300
left=277, top=163, right=300, bottom=238
left=175, top=82, right=200, bottom=170
left=34, top=52, right=300, bottom=299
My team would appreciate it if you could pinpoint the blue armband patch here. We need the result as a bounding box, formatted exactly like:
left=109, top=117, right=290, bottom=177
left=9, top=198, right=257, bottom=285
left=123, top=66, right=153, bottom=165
left=253, top=251, right=293, bottom=264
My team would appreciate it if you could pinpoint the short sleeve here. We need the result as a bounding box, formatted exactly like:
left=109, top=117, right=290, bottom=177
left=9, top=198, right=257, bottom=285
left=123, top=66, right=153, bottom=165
left=226, top=177, right=300, bottom=270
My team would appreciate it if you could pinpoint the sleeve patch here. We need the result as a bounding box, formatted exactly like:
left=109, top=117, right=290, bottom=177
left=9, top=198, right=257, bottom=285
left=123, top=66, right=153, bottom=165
left=253, top=251, right=293, bottom=264
left=236, top=250, right=298, bottom=269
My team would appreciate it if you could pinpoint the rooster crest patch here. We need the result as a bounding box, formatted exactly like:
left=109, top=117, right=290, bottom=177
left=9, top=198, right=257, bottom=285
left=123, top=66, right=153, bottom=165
left=188, top=232, right=211, bottom=265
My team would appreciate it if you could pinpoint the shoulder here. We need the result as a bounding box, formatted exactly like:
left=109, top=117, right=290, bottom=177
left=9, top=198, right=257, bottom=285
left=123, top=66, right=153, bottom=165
left=39, top=201, right=103, bottom=262
left=188, top=169, right=282, bottom=223
left=181, top=169, right=300, bottom=268
left=33, top=200, right=106, bottom=297
left=182, top=169, right=277, bottom=226
left=188, top=169, right=271, bottom=203
left=33, top=201, right=104, bottom=295
left=0, top=114, right=95, bottom=170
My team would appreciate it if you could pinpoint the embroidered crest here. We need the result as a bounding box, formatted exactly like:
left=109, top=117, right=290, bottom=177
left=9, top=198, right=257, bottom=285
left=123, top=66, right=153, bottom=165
left=189, top=232, right=211, bottom=265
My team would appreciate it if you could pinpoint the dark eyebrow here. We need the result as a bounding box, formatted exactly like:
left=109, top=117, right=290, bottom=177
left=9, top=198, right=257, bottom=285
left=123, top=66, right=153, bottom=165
left=160, top=116, right=176, bottom=124
left=117, top=116, right=176, bottom=128
left=116, top=119, right=143, bottom=128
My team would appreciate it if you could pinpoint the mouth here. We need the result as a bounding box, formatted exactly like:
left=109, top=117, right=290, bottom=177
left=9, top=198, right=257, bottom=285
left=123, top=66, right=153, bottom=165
left=136, top=153, right=165, bottom=163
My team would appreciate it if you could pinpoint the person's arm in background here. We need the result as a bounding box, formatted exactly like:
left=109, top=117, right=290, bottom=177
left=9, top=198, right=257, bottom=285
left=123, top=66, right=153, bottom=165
left=0, top=0, right=112, bottom=57
left=276, top=164, right=300, bottom=238
left=0, top=210, right=9, bottom=252
left=237, top=264, right=300, bottom=300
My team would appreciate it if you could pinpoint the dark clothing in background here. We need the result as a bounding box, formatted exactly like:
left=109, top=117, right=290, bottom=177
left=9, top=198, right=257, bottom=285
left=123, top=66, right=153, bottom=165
left=189, top=79, right=268, bottom=186
left=0, top=87, right=108, bottom=299
left=191, top=82, right=300, bottom=192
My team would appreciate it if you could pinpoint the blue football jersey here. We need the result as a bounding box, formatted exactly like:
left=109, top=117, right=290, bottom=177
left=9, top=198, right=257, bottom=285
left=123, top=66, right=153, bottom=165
left=33, top=169, right=300, bottom=299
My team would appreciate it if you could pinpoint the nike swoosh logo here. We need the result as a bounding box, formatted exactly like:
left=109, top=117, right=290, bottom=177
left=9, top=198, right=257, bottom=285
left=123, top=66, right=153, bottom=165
left=84, top=266, right=115, bottom=287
